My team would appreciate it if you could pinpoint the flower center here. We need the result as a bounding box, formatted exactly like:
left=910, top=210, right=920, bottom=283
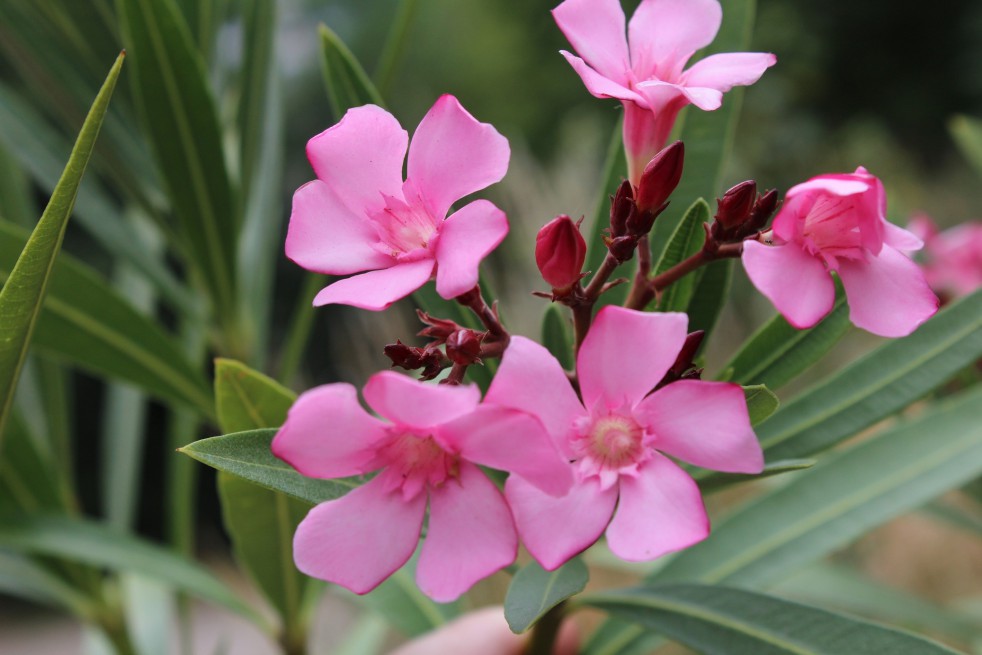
left=572, top=410, right=650, bottom=489
left=376, top=430, right=458, bottom=500
left=371, top=193, right=439, bottom=259
left=800, top=194, right=870, bottom=267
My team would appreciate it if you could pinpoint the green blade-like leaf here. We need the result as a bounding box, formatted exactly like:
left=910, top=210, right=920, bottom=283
left=541, top=304, right=574, bottom=371
left=237, top=0, right=275, bottom=200
left=949, top=114, right=982, bottom=179
left=581, top=584, right=961, bottom=655
left=180, top=429, right=361, bottom=505
left=585, top=121, right=626, bottom=276
left=684, top=258, right=732, bottom=344
left=214, top=358, right=295, bottom=433
left=653, top=199, right=710, bottom=312
left=697, top=459, right=814, bottom=494
left=505, top=558, right=588, bottom=634
left=0, top=52, right=123, bottom=448
left=356, top=554, right=459, bottom=637
left=742, top=384, right=780, bottom=426
left=1, top=408, right=67, bottom=512
left=0, top=551, right=96, bottom=619
left=318, top=22, right=385, bottom=119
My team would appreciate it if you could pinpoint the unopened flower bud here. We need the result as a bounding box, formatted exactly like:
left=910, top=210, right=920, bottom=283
left=654, top=330, right=705, bottom=389
left=636, top=141, right=684, bottom=214
left=610, top=180, right=635, bottom=238
left=445, top=329, right=483, bottom=366
left=383, top=340, right=447, bottom=380
left=604, top=234, right=637, bottom=263
left=745, top=188, right=779, bottom=233
left=416, top=310, right=459, bottom=341
left=535, top=215, right=587, bottom=291
left=715, top=180, right=757, bottom=230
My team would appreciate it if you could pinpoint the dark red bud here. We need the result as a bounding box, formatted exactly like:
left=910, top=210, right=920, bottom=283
left=604, top=234, right=637, bottom=263
left=416, top=310, right=459, bottom=341
left=384, top=340, right=447, bottom=380
left=445, top=329, right=483, bottom=366
left=636, top=141, right=684, bottom=214
left=715, top=180, right=757, bottom=229
left=610, top=180, right=635, bottom=238
left=535, top=215, right=587, bottom=291
left=654, top=330, right=705, bottom=389
left=745, top=188, right=779, bottom=233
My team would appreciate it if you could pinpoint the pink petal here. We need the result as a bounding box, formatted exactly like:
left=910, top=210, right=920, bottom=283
left=551, top=0, right=630, bottom=83
left=272, top=383, right=389, bottom=479
left=307, top=105, right=408, bottom=216
left=293, top=475, right=425, bottom=594
left=742, top=240, right=836, bottom=329
left=484, top=336, right=585, bottom=458
left=417, top=463, right=517, bottom=602
left=406, top=95, right=510, bottom=219
left=635, top=381, right=763, bottom=474
left=786, top=177, right=869, bottom=198
left=505, top=475, right=617, bottom=571
left=637, top=80, right=722, bottom=111
left=440, top=405, right=573, bottom=497
left=312, top=259, right=434, bottom=311
left=434, top=200, right=508, bottom=299
left=363, top=370, right=481, bottom=430
left=606, top=453, right=709, bottom=561
left=837, top=246, right=939, bottom=337
left=559, top=51, right=647, bottom=105
left=577, top=307, right=688, bottom=410
left=883, top=221, right=924, bottom=253
left=286, top=180, right=393, bottom=276
left=627, top=0, right=721, bottom=73
left=682, top=52, right=777, bottom=92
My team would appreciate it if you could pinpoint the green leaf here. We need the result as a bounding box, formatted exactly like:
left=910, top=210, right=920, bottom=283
left=357, top=555, right=459, bottom=637
left=0, top=408, right=67, bottom=512
left=757, top=288, right=982, bottom=461
left=0, top=52, right=123, bottom=449
left=585, top=121, right=626, bottom=276
left=722, top=295, right=850, bottom=390
left=373, top=0, right=421, bottom=97
left=653, top=199, right=710, bottom=312
left=0, top=551, right=96, bottom=618
left=180, top=428, right=361, bottom=505
left=504, top=558, right=588, bottom=634
left=949, top=114, right=982, bottom=179
left=541, top=304, right=574, bottom=371
left=685, top=259, right=732, bottom=344
left=318, top=22, right=385, bottom=120
left=117, top=0, right=239, bottom=328
left=696, top=459, right=815, bottom=494
left=237, top=0, right=275, bottom=200
left=0, top=220, right=215, bottom=418
left=742, top=384, right=780, bottom=426
left=214, top=358, right=295, bottom=433
left=581, top=584, right=961, bottom=654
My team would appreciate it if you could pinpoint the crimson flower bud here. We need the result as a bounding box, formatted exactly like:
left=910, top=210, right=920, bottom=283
left=535, top=215, right=587, bottom=291
left=610, top=180, right=635, bottom=238
left=654, top=330, right=705, bottom=389
left=745, top=188, right=779, bottom=233
left=416, top=310, right=459, bottom=341
left=715, top=180, right=757, bottom=230
left=445, top=329, right=483, bottom=366
left=636, top=141, right=684, bottom=214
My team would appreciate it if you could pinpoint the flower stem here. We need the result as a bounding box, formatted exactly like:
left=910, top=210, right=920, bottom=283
left=572, top=252, right=622, bottom=351
left=625, top=240, right=744, bottom=310
left=525, top=602, right=567, bottom=655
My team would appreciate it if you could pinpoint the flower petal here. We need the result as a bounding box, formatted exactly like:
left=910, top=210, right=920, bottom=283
left=883, top=221, right=924, bottom=253
left=312, top=259, right=434, bottom=311
left=407, top=95, right=510, bottom=219
left=293, top=475, right=425, bottom=594
left=307, top=105, right=408, bottom=216
left=742, top=240, right=836, bottom=329
left=434, top=199, right=508, bottom=299
left=635, top=381, right=763, bottom=474
left=628, top=0, right=721, bottom=74
left=577, top=307, right=688, bottom=410
left=272, top=383, right=388, bottom=479
left=505, top=475, right=617, bottom=571
left=286, top=180, right=393, bottom=276
left=484, top=336, right=585, bottom=457
left=363, top=370, right=481, bottom=430
left=417, top=463, right=517, bottom=602
left=606, top=453, right=708, bottom=561
left=636, top=80, right=722, bottom=111
left=682, top=52, right=777, bottom=92
left=837, top=245, right=939, bottom=337
left=552, top=0, right=630, bottom=82
left=559, top=51, right=647, bottom=105
left=440, top=405, right=573, bottom=497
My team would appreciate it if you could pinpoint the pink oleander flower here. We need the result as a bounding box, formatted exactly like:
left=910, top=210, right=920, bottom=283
left=272, top=371, right=572, bottom=602
left=286, top=95, right=510, bottom=310
left=552, top=0, right=776, bottom=184
left=742, top=167, right=939, bottom=338
left=484, top=307, right=763, bottom=570
left=908, top=214, right=982, bottom=298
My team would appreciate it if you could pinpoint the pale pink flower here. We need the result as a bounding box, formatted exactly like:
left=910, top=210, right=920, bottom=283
left=272, top=372, right=571, bottom=602
left=908, top=214, right=982, bottom=298
left=484, top=307, right=763, bottom=570
left=552, top=0, right=776, bottom=183
left=742, top=168, right=939, bottom=337
left=286, top=95, right=510, bottom=310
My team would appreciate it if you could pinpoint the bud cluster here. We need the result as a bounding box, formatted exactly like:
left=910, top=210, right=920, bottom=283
left=710, top=180, right=779, bottom=245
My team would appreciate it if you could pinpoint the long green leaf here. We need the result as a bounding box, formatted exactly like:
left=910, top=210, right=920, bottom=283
left=654, top=199, right=710, bottom=312
left=356, top=553, right=460, bottom=637
left=742, top=384, right=780, bottom=426
left=0, top=551, right=96, bottom=619
left=949, top=114, right=982, bottom=179
left=505, top=558, right=588, bottom=634
left=684, top=258, right=732, bottom=344
left=585, top=121, right=626, bottom=276
left=0, top=52, right=123, bottom=449
left=0, top=408, right=67, bottom=512
left=541, top=304, right=574, bottom=371
left=581, top=584, right=961, bottom=654
left=318, top=22, right=385, bottom=119
left=214, top=358, right=294, bottom=433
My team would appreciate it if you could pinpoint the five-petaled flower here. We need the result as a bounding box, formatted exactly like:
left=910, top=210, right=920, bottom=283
left=552, top=0, right=776, bottom=183
left=742, top=168, right=939, bottom=337
left=286, top=95, right=510, bottom=310
left=272, top=371, right=572, bottom=602
left=484, top=306, right=763, bottom=570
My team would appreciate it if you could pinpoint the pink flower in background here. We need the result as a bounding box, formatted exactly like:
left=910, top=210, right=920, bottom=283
left=286, top=95, right=510, bottom=310
left=743, top=168, right=939, bottom=337
left=552, top=0, right=775, bottom=183
left=272, top=372, right=571, bottom=602
left=484, top=307, right=763, bottom=570
left=908, top=214, right=982, bottom=298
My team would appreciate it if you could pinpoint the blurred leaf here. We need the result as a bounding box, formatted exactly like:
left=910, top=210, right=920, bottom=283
left=581, top=584, right=961, bottom=654
left=685, top=259, right=732, bottom=345
left=654, top=199, right=710, bottom=312
left=374, top=0, right=421, bottom=96
left=180, top=428, right=361, bottom=505
left=949, top=115, right=982, bottom=179
left=120, top=574, right=176, bottom=655
left=0, top=52, right=123, bottom=448
left=214, top=358, right=295, bottom=433
left=318, top=22, right=385, bottom=120
left=757, top=288, right=982, bottom=461
left=922, top=501, right=982, bottom=537
left=722, top=295, right=850, bottom=390
left=0, top=551, right=96, bottom=618
left=0, top=409, right=67, bottom=512
left=541, top=304, right=574, bottom=371
left=174, top=0, right=219, bottom=61
left=742, top=384, right=779, bottom=426
left=504, top=558, right=588, bottom=634
left=0, top=221, right=215, bottom=419
left=237, top=0, right=275, bottom=200
left=585, top=122, right=628, bottom=308
left=0, top=140, right=35, bottom=227
left=357, top=554, right=459, bottom=637
left=697, top=458, right=814, bottom=494
left=334, top=614, right=389, bottom=655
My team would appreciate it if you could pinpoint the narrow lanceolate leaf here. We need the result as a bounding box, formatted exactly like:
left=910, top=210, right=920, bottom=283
left=505, top=558, right=588, bottom=634
left=214, top=359, right=295, bottom=432
left=0, top=52, right=123, bottom=448
left=0, top=221, right=214, bottom=418
left=722, top=295, right=850, bottom=390
left=117, top=0, right=239, bottom=324
left=581, top=584, right=961, bottom=655
left=180, top=429, right=361, bottom=505
left=654, top=199, right=710, bottom=312
left=757, top=288, right=982, bottom=461
left=949, top=114, right=982, bottom=179
left=684, top=259, right=732, bottom=346
left=742, top=384, right=779, bottom=426
left=318, top=22, right=385, bottom=119
left=356, top=554, right=460, bottom=637
left=0, top=409, right=67, bottom=512
left=541, top=304, right=574, bottom=371
left=586, top=122, right=626, bottom=275
left=696, top=459, right=814, bottom=494
left=0, top=551, right=96, bottom=619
